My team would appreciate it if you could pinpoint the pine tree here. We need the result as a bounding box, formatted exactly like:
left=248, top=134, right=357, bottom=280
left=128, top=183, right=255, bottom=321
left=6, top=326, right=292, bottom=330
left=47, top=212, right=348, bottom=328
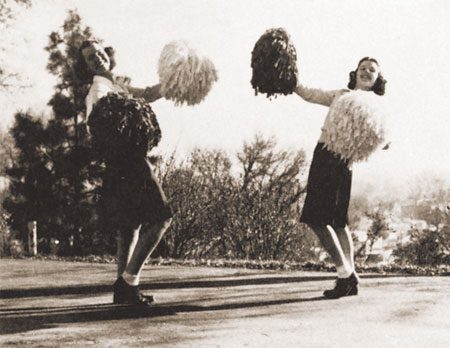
left=3, top=112, right=57, bottom=249
left=4, top=10, right=115, bottom=255
left=44, top=10, right=98, bottom=255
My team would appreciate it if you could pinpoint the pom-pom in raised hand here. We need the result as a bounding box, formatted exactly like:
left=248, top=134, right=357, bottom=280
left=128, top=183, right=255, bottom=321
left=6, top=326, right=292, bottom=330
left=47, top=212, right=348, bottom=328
left=322, top=90, right=387, bottom=164
left=87, top=93, right=161, bottom=161
left=158, top=40, right=218, bottom=106
left=251, top=28, right=298, bottom=98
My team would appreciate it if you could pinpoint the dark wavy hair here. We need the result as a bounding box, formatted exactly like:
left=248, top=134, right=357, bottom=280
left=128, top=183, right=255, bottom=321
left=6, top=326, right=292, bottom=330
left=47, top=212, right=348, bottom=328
left=74, top=40, right=116, bottom=84
left=347, top=57, right=386, bottom=95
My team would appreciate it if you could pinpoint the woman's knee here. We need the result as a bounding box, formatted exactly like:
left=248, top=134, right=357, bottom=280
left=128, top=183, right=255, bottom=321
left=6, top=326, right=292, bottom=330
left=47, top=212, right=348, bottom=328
left=162, top=217, right=172, bottom=228
left=142, top=217, right=172, bottom=238
left=156, top=217, right=172, bottom=234
left=307, top=224, right=327, bottom=235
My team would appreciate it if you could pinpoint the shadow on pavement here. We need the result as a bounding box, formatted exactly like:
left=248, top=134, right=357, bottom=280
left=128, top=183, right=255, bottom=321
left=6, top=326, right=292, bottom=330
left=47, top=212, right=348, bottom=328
left=0, top=296, right=326, bottom=335
left=1, top=275, right=336, bottom=299
left=0, top=273, right=407, bottom=299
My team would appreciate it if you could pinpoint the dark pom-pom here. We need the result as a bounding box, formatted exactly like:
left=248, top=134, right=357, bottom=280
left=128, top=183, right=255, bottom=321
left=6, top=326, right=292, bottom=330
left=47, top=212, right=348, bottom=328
left=88, top=93, right=161, bottom=162
left=251, top=28, right=298, bottom=98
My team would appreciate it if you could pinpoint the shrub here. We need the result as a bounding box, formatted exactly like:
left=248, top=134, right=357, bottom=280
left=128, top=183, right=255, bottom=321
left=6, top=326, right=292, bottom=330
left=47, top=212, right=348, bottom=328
left=158, top=135, right=317, bottom=262
left=393, top=226, right=450, bottom=266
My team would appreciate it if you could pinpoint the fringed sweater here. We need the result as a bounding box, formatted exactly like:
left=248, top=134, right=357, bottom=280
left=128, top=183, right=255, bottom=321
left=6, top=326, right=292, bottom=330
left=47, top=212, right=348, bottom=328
left=296, top=84, right=387, bottom=164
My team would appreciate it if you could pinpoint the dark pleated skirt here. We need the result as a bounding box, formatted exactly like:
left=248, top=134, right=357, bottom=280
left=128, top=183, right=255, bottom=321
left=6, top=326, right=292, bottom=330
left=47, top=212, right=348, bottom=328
left=100, top=157, right=173, bottom=230
left=300, top=143, right=352, bottom=228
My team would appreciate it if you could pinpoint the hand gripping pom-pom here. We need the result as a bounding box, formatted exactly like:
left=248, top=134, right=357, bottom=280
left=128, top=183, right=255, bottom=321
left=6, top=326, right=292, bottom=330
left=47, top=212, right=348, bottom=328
left=158, top=40, right=218, bottom=106
left=321, top=90, right=387, bottom=164
left=251, top=28, right=298, bottom=98
left=87, top=93, right=161, bottom=161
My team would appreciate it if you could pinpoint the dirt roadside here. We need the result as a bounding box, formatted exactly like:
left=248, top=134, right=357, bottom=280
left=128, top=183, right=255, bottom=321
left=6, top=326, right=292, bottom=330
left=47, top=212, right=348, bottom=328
left=1, top=259, right=449, bottom=347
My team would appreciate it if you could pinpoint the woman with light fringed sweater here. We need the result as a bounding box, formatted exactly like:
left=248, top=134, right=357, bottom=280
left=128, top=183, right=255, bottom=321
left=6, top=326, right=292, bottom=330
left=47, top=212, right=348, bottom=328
left=296, top=57, right=389, bottom=299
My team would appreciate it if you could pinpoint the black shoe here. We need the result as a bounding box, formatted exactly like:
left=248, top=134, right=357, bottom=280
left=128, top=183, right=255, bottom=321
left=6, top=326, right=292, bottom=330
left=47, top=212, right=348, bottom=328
left=323, top=273, right=358, bottom=299
left=113, top=276, right=154, bottom=306
left=348, top=272, right=359, bottom=295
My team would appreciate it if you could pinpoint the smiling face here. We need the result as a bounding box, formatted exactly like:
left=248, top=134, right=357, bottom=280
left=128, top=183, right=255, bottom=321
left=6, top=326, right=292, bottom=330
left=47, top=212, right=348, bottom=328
left=81, top=42, right=111, bottom=76
left=355, top=60, right=380, bottom=91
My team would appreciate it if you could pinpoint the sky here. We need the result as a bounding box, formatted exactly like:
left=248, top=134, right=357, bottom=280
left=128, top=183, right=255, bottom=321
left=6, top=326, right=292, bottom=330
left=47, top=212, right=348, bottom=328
left=1, top=0, right=450, bottom=197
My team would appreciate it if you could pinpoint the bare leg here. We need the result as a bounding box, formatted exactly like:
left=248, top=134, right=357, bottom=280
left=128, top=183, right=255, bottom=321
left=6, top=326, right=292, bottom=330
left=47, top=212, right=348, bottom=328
left=334, top=226, right=355, bottom=272
left=124, top=218, right=172, bottom=279
left=308, top=224, right=352, bottom=277
left=114, top=221, right=168, bottom=305
left=116, top=226, right=140, bottom=276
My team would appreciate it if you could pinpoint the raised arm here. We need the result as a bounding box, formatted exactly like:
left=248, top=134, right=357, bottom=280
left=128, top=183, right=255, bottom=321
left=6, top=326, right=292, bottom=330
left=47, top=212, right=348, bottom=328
left=295, top=84, right=347, bottom=107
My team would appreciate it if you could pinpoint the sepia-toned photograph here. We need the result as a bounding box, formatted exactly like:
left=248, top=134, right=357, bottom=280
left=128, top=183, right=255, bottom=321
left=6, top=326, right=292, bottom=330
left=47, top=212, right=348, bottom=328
left=1, top=0, right=449, bottom=346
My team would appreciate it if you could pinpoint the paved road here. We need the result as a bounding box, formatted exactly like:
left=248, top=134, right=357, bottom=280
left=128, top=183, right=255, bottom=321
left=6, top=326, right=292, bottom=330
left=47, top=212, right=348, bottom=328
left=1, top=259, right=449, bottom=347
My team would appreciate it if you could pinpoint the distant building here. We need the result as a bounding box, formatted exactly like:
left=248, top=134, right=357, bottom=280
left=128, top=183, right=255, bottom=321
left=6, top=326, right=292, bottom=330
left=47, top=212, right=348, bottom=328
left=354, top=214, right=429, bottom=264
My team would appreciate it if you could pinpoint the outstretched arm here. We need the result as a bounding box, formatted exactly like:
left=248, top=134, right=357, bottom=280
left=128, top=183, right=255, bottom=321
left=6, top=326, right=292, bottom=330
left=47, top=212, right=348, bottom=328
left=127, top=84, right=162, bottom=103
left=295, top=84, right=347, bottom=107
left=115, top=76, right=162, bottom=103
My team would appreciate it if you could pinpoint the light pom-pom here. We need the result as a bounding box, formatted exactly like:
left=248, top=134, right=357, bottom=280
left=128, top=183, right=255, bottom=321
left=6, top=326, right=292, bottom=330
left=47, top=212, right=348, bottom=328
left=251, top=28, right=298, bottom=98
left=322, top=90, right=387, bottom=164
left=158, top=40, right=218, bottom=106
left=88, top=93, right=161, bottom=161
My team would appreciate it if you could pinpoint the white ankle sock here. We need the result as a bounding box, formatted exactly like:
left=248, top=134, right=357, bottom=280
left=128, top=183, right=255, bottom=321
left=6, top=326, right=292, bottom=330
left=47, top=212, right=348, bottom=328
left=122, top=271, right=140, bottom=286
left=336, top=262, right=353, bottom=278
